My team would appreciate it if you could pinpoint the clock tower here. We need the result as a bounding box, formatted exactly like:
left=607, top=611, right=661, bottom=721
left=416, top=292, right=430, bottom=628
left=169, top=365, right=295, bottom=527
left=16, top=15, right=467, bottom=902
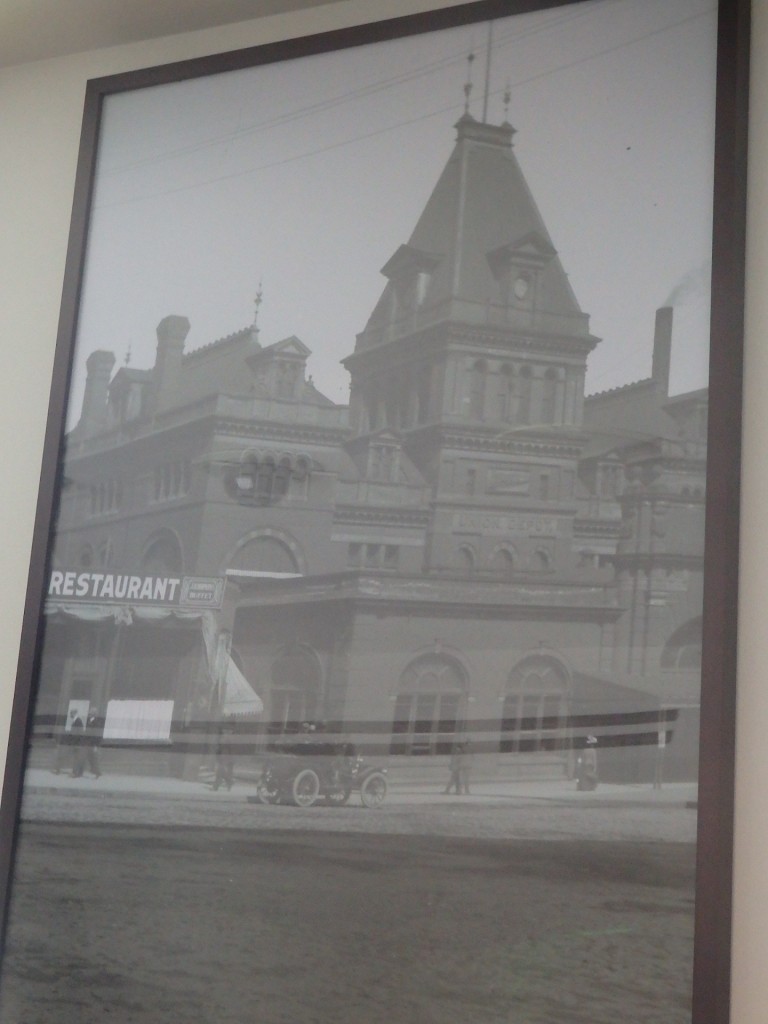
left=343, top=112, right=601, bottom=577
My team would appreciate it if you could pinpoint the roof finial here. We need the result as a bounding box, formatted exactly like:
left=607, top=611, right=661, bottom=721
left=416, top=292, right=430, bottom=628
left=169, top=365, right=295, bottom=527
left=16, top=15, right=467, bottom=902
left=503, top=79, right=511, bottom=123
left=125, top=342, right=132, bottom=367
left=482, top=21, right=494, bottom=123
left=463, top=51, right=475, bottom=115
left=252, top=279, right=263, bottom=335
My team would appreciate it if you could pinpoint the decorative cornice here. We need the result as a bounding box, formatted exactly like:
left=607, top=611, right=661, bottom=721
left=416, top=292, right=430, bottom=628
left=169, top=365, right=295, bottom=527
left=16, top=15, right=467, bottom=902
left=334, top=505, right=431, bottom=528
left=407, top=423, right=585, bottom=459
left=573, top=519, right=623, bottom=539
left=612, top=553, right=704, bottom=571
left=234, top=569, right=622, bottom=620
left=348, top=318, right=596, bottom=368
left=214, top=418, right=351, bottom=447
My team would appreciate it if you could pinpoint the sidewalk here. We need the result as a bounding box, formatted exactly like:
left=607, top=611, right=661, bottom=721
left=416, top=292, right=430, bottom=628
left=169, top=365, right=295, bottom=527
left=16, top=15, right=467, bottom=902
left=21, top=766, right=698, bottom=808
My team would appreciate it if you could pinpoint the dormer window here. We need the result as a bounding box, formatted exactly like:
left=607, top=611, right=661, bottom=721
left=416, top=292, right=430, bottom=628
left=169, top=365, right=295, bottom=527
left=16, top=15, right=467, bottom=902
left=414, top=270, right=430, bottom=307
left=380, top=244, right=441, bottom=321
left=487, top=232, right=556, bottom=308
left=368, top=442, right=398, bottom=482
left=275, top=361, right=298, bottom=399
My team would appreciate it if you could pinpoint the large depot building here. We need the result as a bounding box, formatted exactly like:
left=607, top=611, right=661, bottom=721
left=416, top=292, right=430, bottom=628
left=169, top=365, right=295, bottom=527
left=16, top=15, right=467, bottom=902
left=35, top=109, right=707, bottom=781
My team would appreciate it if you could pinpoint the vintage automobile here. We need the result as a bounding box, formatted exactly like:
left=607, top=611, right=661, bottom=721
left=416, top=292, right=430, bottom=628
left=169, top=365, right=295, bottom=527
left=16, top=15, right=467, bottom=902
left=255, top=739, right=388, bottom=808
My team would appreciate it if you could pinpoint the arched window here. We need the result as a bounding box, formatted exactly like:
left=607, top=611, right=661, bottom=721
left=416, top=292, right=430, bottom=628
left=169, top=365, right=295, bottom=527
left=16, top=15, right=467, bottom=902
left=517, top=366, right=533, bottom=424
left=272, top=457, right=292, bottom=500
left=384, top=377, right=399, bottom=428
left=231, top=453, right=310, bottom=504
left=456, top=545, right=475, bottom=574
left=231, top=534, right=301, bottom=576
left=500, top=656, right=569, bottom=753
left=532, top=548, right=551, bottom=572
left=491, top=547, right=515, bottom=579
left=541, top=367, right=558, bottom=423
left=497, top=364, right=514, bottom=421
left=142, top=531, right=183, bottom=574
left=269, top=645, right=321, bottom=735
left=417, top=366, right=431, bottom=425
left=661, top=618, right=702, bottom=669
left=468, top=360, right=486, bottom=421
left=391, top=654, right=468, bottom=755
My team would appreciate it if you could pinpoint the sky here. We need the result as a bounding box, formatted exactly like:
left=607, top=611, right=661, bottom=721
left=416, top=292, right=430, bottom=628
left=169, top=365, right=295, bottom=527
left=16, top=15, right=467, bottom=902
left=68, top=0, right=718, bottom=422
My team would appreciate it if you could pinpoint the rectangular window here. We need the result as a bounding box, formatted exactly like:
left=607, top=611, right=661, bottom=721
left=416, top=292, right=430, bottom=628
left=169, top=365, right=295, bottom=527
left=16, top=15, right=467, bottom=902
left=383, top=545, right=399, bottom=569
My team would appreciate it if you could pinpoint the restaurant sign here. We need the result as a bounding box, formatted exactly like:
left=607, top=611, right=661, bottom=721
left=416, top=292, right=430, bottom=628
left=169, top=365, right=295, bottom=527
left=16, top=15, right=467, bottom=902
left=47, top=571, right=225, bottom=610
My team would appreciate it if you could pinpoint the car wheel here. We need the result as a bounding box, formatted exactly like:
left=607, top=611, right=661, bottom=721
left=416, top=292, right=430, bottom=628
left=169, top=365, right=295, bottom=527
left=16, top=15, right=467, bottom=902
left=292, top=768, right=321, bottom=808
left=360, top=772, right=387, bottom=808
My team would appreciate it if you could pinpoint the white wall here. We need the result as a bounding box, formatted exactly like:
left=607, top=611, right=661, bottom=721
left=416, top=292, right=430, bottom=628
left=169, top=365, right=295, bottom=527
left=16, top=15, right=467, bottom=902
left=0, top=0, right=765, bottom=1019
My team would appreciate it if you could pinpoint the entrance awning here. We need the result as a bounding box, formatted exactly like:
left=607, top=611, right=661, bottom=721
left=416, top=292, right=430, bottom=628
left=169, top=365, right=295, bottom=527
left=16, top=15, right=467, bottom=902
left=202, top=612, right=263, bottom=718
left=218, top=657, right=264, bottom=718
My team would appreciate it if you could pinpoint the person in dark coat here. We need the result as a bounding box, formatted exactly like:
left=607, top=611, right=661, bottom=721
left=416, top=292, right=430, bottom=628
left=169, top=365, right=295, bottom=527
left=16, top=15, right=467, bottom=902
left=83, top=708, right=104, bottom=778
left=52, top=708, right=78, bottom=774
left=458, top=740, right=473, bottom=795
left=444, top=742, right=463, bottom=794
left=576, top=736, right=599, bottom=791
left=69, top=712, right=86, bottom=777
left=213, top=721, right=235, bottom=791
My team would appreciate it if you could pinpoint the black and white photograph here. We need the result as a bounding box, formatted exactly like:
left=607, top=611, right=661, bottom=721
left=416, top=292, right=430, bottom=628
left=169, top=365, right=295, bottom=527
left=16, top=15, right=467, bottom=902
left=0, top=0, right=745, bottom=1021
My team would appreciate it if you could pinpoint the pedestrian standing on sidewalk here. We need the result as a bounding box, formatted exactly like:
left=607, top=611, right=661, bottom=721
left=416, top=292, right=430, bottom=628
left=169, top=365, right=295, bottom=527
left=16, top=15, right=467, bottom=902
left=443, top=742, right=463, bottom=794
left=458, top=740, right=473, bottom=795
left=52, top=708, right=78, bottom=774
left=70, top=711, right=86, bottom=777
left=575, top=735, right=599, bottom=791
left=83, top=707, right=104, bottom=778
left=213, top=721, right=235, bottom=791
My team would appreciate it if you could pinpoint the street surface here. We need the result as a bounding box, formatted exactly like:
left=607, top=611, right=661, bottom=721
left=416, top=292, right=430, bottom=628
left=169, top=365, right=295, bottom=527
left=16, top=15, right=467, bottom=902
left=19, top=767, right=698, bottom=842
left=0, top=769, right=699, bottom=1024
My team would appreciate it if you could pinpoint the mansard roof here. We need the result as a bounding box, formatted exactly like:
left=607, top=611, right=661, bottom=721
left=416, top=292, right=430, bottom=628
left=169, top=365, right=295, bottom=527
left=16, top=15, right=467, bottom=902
left=358, top=113, right=588, bottom=349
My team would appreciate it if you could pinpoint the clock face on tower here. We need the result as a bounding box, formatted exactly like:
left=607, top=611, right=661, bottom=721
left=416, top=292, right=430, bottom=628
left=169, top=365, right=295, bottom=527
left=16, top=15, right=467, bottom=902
left=513, top=274, right=530, bottom=300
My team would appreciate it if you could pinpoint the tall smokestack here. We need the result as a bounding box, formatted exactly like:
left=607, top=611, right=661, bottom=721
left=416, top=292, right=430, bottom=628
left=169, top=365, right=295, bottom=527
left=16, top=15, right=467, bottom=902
left=652, top=306, right=673, bottom=397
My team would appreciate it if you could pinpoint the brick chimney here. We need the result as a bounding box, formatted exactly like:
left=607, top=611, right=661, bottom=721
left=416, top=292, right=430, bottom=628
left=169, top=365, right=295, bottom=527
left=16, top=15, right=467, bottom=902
left=652, top=306, right=673, bottom=397
left=79, top=350, right=115, bottom=435
left=153, top=315, right=190, bottom=412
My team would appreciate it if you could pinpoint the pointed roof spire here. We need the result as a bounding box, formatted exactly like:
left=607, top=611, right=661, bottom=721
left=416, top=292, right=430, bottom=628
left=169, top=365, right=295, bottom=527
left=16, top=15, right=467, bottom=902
left=503, top=80, right=512, bottom=124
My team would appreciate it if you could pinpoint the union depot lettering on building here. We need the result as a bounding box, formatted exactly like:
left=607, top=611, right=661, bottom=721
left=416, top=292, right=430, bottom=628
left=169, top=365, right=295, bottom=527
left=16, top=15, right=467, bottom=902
left=34, top=110, right=706, bottom=783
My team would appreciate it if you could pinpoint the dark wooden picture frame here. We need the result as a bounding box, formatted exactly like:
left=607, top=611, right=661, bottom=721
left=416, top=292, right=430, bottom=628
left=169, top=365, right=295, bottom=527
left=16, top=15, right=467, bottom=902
left=0, top=1, right=749, bottom=1021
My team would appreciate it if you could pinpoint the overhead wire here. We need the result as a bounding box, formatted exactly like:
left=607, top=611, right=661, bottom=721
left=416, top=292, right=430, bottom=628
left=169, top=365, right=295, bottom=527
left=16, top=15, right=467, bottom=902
left=96, top=3, right=715, bottom=211
left=100, top=1, right=603, bottom=178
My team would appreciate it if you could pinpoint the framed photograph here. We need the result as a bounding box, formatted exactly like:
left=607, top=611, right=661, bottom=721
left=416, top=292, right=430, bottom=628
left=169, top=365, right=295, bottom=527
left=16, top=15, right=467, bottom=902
left=0, top=0, right=747, bottom=1021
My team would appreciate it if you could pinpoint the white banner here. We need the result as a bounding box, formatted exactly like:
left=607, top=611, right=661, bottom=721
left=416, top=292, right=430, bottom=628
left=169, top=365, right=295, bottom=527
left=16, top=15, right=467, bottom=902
left=103, top=700, right=174, bottom=741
